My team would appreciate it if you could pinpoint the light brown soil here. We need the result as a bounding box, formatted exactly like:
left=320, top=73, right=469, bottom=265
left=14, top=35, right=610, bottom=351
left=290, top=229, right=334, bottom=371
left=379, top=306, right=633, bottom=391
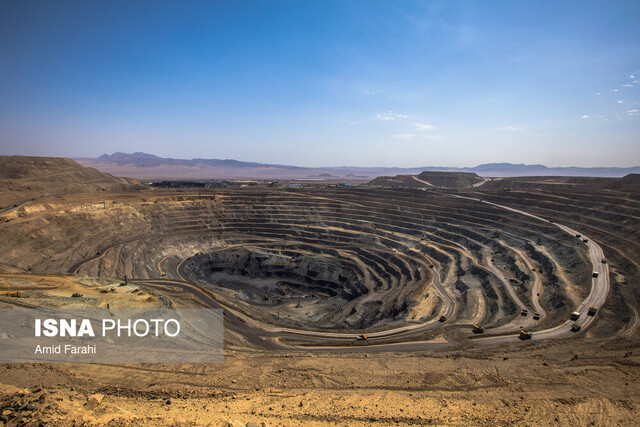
left=1, top=343, right=639, bottom=426
left=1, top=275, right=639, bottom=426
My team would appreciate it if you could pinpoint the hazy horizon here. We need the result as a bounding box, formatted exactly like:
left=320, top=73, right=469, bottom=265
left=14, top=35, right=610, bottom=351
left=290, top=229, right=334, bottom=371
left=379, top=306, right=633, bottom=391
left=3, top=151, right=640, bottom=172
left=84, top=152, right=640, bottom=171
left=1, top=1, right=639, bottom=168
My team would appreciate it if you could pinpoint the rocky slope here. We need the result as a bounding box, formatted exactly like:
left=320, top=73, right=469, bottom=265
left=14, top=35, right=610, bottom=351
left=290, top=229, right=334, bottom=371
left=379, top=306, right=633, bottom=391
left=0, top=156, right=144, bottom=208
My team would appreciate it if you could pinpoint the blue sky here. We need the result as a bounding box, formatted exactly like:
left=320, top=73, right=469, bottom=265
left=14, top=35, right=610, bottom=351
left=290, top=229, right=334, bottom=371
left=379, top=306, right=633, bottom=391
left=1, top=0, right=639, bottom=167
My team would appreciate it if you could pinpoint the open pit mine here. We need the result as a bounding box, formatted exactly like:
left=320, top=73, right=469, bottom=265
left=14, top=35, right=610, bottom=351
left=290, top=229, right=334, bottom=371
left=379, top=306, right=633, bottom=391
left=1, top=157, right=639, bottom=425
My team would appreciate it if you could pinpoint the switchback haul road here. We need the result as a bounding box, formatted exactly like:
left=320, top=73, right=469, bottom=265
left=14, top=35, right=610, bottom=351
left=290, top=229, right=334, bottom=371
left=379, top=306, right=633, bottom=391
left=71, top=193, right=609, bottom=351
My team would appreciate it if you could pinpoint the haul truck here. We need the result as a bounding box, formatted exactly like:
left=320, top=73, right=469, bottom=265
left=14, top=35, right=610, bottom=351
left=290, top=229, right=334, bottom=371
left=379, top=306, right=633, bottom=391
left=519, top=330, right=532, bottom=340
left=472, top=325, right=484, bottom=334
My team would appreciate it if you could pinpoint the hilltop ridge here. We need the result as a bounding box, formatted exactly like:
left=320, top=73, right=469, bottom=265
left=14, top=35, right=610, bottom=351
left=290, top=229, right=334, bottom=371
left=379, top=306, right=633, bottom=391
left=0, top=156, right=143, bottom=208
left=367, top=171, right=485, bottom=189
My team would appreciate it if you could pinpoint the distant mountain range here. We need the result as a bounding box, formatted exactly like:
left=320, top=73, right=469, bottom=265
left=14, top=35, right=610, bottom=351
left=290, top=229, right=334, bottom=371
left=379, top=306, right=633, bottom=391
left=93, top=152, right=298, bottom=169
left=74, top=152, right=640, bottom=180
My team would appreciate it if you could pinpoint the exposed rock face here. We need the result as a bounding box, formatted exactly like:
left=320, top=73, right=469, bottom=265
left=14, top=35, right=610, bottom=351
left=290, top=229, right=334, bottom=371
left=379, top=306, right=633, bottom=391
left=185, top=248, right=366, bottom=301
